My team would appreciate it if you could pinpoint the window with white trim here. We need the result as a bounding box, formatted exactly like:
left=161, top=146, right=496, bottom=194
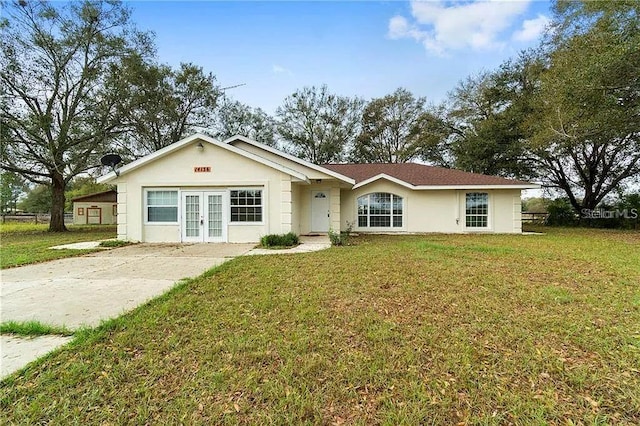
left=230, top=189, right=262, bottom=222
left=146, top=190, right=178, bottom=223
left=466, top=192, right=489, bottom=228
left=357, top=193, right=403, bottom=228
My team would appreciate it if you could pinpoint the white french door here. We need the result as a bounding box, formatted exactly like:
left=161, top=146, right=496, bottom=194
left=181, top=191, right=227, bottom=242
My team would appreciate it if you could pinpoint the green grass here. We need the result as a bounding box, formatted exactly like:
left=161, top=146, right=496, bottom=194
left=0, top=321, right=73, bottom=337
left=0, top=222, right=50, bottom=233
left=0, top=224, right=116, bottom=268
left=1, top=228, right=639, bottom=423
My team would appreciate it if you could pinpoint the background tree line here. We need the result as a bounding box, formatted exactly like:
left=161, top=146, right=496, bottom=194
left=2, top=0, right=638, bottom=230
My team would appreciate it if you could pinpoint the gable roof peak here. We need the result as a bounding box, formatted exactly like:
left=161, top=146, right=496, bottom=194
left=97, top=133, right=309, bottom=184
left=224, top=135, right=355, bottom=185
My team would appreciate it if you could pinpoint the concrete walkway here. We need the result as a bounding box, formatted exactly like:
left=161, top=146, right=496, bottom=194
left=246, top=235, right=331, bottom=255
left=1, top=237, right=330, bottom=380
left=1, top=335, right=73, bottom=378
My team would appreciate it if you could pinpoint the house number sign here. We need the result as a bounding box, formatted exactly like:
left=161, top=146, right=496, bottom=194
left=194, top=166, right=211, bottom=173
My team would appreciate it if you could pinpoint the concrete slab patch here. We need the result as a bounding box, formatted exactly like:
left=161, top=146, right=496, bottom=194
left=49, top=241, right=105, bottom=250
left=1, top=277, right=180, bottom=329
left=1, top=335, right=73, bottom=380
left=246, top=235, right=331, bottom=255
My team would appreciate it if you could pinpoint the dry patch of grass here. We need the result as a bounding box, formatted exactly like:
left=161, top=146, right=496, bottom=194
left=0, top=224, right=116, bottom=268
left=1, top=228, right=638, bottom=423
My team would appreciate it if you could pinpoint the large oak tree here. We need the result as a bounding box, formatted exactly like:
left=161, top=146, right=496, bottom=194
left=442, top=54, right=542, bottom=178
left=0, top=0, right=152, bottom=231
left=530, top=0, right=640, bottom=213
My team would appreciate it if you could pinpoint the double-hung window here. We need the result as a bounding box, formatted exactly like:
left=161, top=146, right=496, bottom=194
left=146, top=190, right=178, bottom=223
left=357, top=193, right=403, bottom=228
left=465, top=192, right=489, bottom=228
left=230, top=189, right=262, bottom=222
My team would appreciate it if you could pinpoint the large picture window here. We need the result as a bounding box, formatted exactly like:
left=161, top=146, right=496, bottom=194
left=146, top=190, right=178, bottom=223
left=357, top=193, right=403, bottom=228
left=230, top=189, right=262, bottom=222
left=466, top=192, right=489, bottom=228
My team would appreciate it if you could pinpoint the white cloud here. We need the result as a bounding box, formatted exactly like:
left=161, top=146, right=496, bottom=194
left=388, top=15, right=411, bottom=39
left=272, top=64, right=293, bottom=75
left=513, top=14, right=550, bottom=42
left=388, top=0, right=540, bottom=55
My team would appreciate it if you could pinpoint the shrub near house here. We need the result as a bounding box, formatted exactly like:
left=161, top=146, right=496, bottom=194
left=260, top=232, right=299, bottom=248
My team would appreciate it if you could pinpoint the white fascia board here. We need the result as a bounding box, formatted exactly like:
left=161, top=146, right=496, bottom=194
left=352, top=174, right=415, bottom=190
left=225, top=135, right=355, bottom=185
left=414, top=184, right=540, bottom=191
left=97, top=171, right=117, bottom=184
left=412, top=184, right=542, bottom=190
left=352, top=173, right=540, bottom=190
left=98, top=133, right=208, bottom=183
left=96, top=133, right=309, bottom=184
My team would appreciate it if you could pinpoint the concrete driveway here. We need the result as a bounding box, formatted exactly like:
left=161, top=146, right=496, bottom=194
left=1, top=243, right=254, bottom=330
left=1, top=243, right=254, bottom=379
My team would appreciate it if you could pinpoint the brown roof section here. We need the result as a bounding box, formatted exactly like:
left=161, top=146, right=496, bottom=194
left=72, top=190, right=116, bottom=203
left=322, top=163, right=533, bottom=186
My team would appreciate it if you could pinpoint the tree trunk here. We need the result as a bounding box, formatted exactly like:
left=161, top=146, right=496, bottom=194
left=49, top=172, right=68, bottom=232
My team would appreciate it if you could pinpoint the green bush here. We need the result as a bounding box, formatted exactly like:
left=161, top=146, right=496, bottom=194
left=99, top=239, right=132, bottom=248
left=260, top=232, right=299, bottom=248
left=546, top=198, right=578, bottom=226
left=582, top=194, right=640, bottom=229
left=328, top=221, right=354, bottom=246
left=544, top=193, right=639, bottom=229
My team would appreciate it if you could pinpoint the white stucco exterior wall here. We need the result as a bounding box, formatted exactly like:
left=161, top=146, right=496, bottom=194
left=291, top=184, right=302, bottom=235
left=111, top=140, right=297, bottom=243
left=117, top=183, right=127, bottom=240
left=340, top=180, right=524, bottom=234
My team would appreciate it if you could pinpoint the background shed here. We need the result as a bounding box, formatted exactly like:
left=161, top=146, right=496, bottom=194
left=72, top=190, right=117, bottom=225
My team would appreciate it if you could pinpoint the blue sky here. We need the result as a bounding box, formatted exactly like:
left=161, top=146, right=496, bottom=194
left=129, top=1, right=553, bottom=114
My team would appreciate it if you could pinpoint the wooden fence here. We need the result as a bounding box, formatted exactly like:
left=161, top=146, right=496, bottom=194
left=1, top=213, right=74, bottom=224
left=521, top=212, right=549, bottom=224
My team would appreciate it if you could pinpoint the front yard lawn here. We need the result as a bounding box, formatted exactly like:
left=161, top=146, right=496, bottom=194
left=0, top=224, right=116, bottom=268
left=1, top=228, right=639, bottom=423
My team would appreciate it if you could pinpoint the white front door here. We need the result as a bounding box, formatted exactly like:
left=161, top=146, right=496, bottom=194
left=311, top=190, right=330, bottom=232
left=181, top=191, right=227, bottom=242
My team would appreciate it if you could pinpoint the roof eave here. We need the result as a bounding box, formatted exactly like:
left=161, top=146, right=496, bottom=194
left=225, top=135, right=356, bottom=185
left=95, top=133, right=310, bottom=183
left=71, top=190, right=116, bottom=201
left=96, top=171, right=117, bottom=184
left=352, top=174, right=540, bottom=190
left=352, top=174, right=414, bottom=190
left=412, top=184, right=541, bottom=190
